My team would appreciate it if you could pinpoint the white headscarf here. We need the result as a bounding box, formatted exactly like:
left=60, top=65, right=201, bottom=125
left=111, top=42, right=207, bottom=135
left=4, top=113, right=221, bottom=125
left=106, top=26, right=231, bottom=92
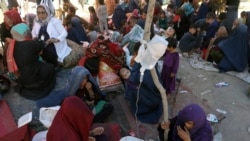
left=36, top=3, right=54, bottom=26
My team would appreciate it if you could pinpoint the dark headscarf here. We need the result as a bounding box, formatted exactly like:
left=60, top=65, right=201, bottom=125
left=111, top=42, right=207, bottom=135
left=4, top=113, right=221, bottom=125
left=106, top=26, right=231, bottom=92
left=218, top=24, right=249, bottom=72
left=67, top=17, right=89, bottom=44
left=172, top=104, right=213, bottom=141
left=47, top=96, right=94, bottom=141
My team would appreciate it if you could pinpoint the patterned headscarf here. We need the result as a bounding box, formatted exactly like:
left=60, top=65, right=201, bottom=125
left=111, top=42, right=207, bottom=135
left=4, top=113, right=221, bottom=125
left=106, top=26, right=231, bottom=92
left=11, top=23, right=31, bottom=41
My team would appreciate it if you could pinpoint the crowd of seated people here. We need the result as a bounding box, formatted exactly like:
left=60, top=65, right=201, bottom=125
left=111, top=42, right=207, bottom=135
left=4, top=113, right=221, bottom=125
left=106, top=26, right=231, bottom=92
left=1, top=0, right=250, bottom=140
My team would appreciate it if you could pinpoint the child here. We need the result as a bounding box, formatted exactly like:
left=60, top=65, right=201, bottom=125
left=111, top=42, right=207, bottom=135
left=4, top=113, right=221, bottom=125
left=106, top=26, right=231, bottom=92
left=88, top=6, right=99, bottom=31
left=240, top=11, right=247, bottom=25
left=202, top=12, right=219, bottom=49
left=87, top=24, right=98, bottom=43
left=162, top=26, right=175, bottom=39
left=75, top=75, right=113, bottom=123
left=159, top=11, right=168, bottom=30
left=96, top=0, right=109, bottom=35
left=161, top=37, right=179, bottom=95
left=119, top=67, right=131, bottom=80
left=179, top=24, right=202, bottom=56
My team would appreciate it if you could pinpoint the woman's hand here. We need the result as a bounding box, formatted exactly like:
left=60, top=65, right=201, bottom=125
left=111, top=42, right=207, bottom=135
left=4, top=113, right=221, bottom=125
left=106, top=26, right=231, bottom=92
left=5, top=37, right=12, bottom=42
left=90, top=127, right=104, bottom=136
left=160, top=120, right=170, bottom=130
left=46, top=38, right=59, bottom=44
left=85, top=100, right=95, bottom=106
left=177, top=126, right=191, bottom=141
left=88, top=136, right=96, bottom=141
left=85, top=82, right=92, bottom=90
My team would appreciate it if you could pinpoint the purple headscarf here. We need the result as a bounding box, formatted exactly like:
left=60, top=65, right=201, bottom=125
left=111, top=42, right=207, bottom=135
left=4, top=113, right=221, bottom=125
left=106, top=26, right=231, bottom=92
left=172, top=104, right=213, bottom=141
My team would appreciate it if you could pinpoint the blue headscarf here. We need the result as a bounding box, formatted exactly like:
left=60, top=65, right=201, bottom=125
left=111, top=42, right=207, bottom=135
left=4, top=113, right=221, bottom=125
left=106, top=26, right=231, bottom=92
left=67, top=17, right=89, bottom=44
left=218, top=24, right=249, bottom=72
left=11, top=23, right=31, bottom=41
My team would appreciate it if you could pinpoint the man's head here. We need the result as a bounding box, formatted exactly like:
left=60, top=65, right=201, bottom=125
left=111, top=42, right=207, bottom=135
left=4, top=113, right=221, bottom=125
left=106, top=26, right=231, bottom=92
left=68, top=6, right=76, bottom=16
left=141, top=10, right=147, bottom=20
left=166, top=37, right=177, bottom=50
left=128, top=16, right=138, bottom=27
left=241, top=11, right=247, bottom=18
left=189, top=24, right=197, bottom=34
left=205, top=12, right=216, bottom=24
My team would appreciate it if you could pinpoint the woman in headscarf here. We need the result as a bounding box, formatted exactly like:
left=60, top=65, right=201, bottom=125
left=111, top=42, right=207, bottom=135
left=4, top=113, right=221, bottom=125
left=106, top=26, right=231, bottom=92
left=75, top=73, right=113, bottom=123
left=0, top=9, right=22, bottom=66
left=47, top=96, right=107, bottom=141
left=217, top=18, right=249, bottom=72
left=9, top=23, right=55, bottom=100
left=67, top=16, right=89, bottom=45
left=32, top=3, right=72, bottom=67
left=158, top=104, right=213, bottom=141
left=36, top=66, right=102, bottom=108
left=205, top=26, right=228, bottom=63
left=125, top=62, right=163, bottom=124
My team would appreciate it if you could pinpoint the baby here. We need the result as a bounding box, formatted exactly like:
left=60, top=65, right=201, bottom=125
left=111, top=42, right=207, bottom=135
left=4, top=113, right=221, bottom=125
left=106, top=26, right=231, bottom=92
left=119, top=67, right=131, bottom=80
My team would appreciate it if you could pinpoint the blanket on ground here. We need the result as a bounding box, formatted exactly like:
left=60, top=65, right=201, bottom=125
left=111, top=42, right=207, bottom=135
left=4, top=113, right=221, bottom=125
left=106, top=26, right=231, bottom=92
left=189, top=54, right=250, bottom=84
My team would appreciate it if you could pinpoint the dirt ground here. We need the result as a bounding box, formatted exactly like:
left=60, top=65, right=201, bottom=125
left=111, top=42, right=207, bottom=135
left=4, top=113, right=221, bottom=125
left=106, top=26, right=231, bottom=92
left=1, top=54, right=250, bottom=140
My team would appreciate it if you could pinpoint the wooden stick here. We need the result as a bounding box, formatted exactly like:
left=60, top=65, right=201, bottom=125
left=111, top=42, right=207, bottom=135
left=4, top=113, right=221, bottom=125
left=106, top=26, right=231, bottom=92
left=143, top=0, right=169, bottom=140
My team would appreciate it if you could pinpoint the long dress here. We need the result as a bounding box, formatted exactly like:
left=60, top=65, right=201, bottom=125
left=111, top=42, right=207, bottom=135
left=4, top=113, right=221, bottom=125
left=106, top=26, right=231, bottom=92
left=47, top=96, right=107, bottom=141
left=218, top=24, right=249, bottom=72
left=126, top=63, right=163, bottom=124
left=161, top=51, right=179, bottom=94
left=14, top=40, right=56, bottom=100
left=158, top=104, right=213, bottom=141
left=67, top=16, right=89, bottom=44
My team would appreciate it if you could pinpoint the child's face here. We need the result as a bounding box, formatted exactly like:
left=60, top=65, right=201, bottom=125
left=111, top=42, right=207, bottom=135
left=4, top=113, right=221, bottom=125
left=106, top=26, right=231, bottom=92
left=167, top=46, right=175, bottom=52
left=160, top=13, right=165, bottom=18
left=119, top=68, right=131, bottom=80
left=189, top=28, right=196, bottom=34
left=184, top=121, right=194, bottom=130
left=166, top=27, right=175, bottom=37
left=141, top=13, right=147, bottom=20
left=206, top=18, right=213, bottom=24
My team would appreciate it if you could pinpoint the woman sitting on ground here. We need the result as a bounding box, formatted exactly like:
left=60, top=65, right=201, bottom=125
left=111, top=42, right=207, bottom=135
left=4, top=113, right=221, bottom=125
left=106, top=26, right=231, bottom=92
left=216, top=18, right=249, bottom=72
left=47, top=96, right=108, bottom=141
left=158, top=104, right=213, bottom=141
left=9, top=23, right=55, bottom=100
left=75, top=73, right=113, bottom=123
left=205, top=26, right=228, bottom=63
left=32, top=4, right=72, bottom=67
left=66, top=16, right=89, bottom=45
left=0, top=9, right=22, bottom=66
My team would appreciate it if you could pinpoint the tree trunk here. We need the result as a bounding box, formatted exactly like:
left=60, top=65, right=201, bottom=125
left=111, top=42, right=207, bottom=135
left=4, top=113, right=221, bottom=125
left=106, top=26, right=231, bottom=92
left=143, top=0, right=169, bottom=140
